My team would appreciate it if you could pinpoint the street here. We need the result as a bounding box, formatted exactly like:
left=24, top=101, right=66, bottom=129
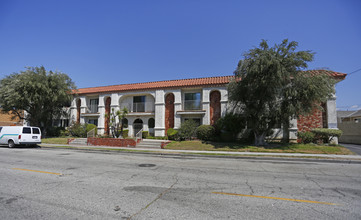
left=0, top=147, right=360, bottom=220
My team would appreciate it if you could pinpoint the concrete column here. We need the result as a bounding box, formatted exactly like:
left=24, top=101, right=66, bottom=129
left=327, top=94, right=339, bottom=144
left=202, top=88, right=211, bottom=125
left=80, top=96, right=87, bottom=124
left=173, top=89, right=182, bottom=129
left=154, top=90, right=165, bottom=136
left=289, top=117, right=298, bottom=140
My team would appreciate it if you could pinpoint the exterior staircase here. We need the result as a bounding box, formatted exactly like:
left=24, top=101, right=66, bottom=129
left=69, top=138, right=88, bottom=145
left=136, top=139, right=166, bottom=149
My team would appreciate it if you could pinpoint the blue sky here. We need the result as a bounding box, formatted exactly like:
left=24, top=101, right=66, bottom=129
left=0, top=0, right=360, bottom=110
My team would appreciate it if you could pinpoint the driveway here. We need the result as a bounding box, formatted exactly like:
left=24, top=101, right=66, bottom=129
left=341, top=143, right=361, bottom=155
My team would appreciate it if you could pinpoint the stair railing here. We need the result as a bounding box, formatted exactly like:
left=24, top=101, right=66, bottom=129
left=87, top=128, right=96, bottom=138
left=135, top=128, right=143, bottom=143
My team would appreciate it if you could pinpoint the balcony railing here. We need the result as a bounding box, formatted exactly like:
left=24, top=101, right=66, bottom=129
left=89, top=104, right=98, bottom=113
left=183, top=100, right=202, bottom=110
left=120, top=102, right=155, bottom=113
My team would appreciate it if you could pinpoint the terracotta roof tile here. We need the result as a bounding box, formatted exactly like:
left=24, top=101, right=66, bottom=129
left=73, top=70, right=346, bottom=95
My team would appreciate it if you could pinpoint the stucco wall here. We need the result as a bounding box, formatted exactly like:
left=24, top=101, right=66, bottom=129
left=338, top=122, right=361, bottom=144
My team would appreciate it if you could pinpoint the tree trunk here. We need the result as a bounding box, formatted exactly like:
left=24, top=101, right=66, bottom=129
left=282, top=119, right=290, bottom=143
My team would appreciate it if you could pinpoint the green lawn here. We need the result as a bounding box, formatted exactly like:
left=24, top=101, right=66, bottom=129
left=165, top=140, right=354, bottom=155
left=41, top=137, right=69, bottom=144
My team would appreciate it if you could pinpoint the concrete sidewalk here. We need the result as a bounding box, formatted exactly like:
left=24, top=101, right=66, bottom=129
left=40, top=143, right=361, bottom=160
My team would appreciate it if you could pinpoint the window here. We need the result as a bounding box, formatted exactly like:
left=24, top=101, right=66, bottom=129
left=32, top=128, right=40, bottom=134
left=133, top=96, right=145, bottom=112
left=22, top=127, right=31, bottom=134
left=184, top=92, right=201, bottom=110
left=148, top=118, right=155, bottom=128
left=88, top=119, right=98, bottom=126
left=89, top=99, right=99, bottom=113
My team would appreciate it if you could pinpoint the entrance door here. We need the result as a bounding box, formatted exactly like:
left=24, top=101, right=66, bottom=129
left=133, top=119, right=143, bottom=136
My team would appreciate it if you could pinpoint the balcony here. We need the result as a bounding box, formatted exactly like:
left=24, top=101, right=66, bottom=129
left=120, top=101, right=155, bottom=115
left=183, top=100, right=202, bottom=110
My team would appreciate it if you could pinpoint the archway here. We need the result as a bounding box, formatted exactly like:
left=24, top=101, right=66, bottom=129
left=165, top=93, right=175, bottom=133
left=210, top=91, right=221, bottom=125
left=133, top=119, right=143, bottom=136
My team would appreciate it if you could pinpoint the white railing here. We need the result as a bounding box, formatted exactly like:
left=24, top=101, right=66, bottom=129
left=135, top=128, right=143, bottom=142
left=120, top=102, right=155, bottom=113
left=183, top=100, right=202, bottom=110
left=87, top=128, right=96, bottom=138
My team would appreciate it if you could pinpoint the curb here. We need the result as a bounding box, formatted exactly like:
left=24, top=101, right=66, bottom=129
left=39, top=145, right=361, bottom=164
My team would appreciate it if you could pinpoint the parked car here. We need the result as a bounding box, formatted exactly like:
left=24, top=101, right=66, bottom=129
left=0, top=126, right=41, bottom=148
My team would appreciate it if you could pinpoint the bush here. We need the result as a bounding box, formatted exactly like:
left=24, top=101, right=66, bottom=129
left=195, top=125, right=215, bottom=141
left=311, top=128, right=343, bottom=144
left=167, top=128, right=178, bottom=140
left=46, top=127, right=65, bottom=137
left=215, top=113, right=246, bottom=141
left=297, top=131, right=315, bottom=144
left=122, top=129, right=129, bottom=138
left=142, top=131, right=149, bottom=138
left=68, top=123, right=87, bottom=137
left=178, top=120, right=198, bottom=141
left=86, top=124, right=98, bottom=136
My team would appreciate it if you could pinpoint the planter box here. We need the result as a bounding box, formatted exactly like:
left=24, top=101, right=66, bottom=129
left=87, top=137, right=136, bottom=147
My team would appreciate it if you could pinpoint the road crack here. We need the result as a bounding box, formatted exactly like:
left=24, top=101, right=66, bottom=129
left=128, top=176, right=178, bottom=220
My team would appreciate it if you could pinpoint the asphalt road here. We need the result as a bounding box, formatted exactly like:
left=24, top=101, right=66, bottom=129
left=341, top=143, right=361, bottom=155
left=0, top=147, right=360, bottom=220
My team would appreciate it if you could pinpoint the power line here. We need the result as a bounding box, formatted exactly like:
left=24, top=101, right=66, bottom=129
left=348, top=68, right=361, bottom=76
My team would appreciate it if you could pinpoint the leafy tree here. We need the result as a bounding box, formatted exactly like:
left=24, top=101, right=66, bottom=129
left=0, top=66, right=76, bottom=135
left=105, top=107, right=128, bottom=138
left=229, top=39, right=335, bottom=146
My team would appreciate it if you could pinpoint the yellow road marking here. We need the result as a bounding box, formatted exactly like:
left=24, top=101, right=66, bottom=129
left=12, top=168, right=62, bottom=176
left=212, top=192, right=337, bottom=205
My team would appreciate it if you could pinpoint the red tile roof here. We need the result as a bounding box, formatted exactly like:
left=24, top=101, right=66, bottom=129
left=73, top=70, right=346, bottom=95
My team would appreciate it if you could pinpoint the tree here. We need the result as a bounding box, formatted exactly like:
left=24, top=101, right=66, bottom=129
left=105, top=107, right=128, bottom=138
left=0, top=66, right=76, bottom=135
left=228, top=39, right=335, bottom=146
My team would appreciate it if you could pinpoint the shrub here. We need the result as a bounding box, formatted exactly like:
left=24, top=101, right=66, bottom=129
left=122, top=129, right=129, bottom=138
left=86, top=124, right=98, bottom=136
left=215, top=113, right=246, bottom=141
left=46, top=127, right=65, bottom=137
left=142, top=131, right=149, bottom=138
left=178, top=120, right=198, bottom=141
left=297, top=131, right=315, bottom=144
left=195, top=125, right=215, bottom=141
left=311, top=128, right=343, bottom=144
left=167, top=128, right=178, bottom=140
left=68, top=123, right=87, bottom=137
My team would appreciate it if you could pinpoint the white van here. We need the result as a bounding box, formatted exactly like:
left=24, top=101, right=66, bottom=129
left=0, top=126, right=42, bottom=148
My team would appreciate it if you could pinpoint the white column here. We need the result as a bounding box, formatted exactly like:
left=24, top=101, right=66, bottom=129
left=80, top=96, right=87, bottom=124
left=327, top=94, right=339, bottom=144
left=202, top=88, right=211, bottom=125
left=174, top=89, right=182, bottom=129
left=154, top=90, right=165, bottom=136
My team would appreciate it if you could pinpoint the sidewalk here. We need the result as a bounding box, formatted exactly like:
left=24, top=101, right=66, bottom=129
left=40, top=143, right=361, bottom=161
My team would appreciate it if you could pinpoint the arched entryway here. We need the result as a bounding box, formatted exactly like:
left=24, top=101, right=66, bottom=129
left=133, top=119, right=143, bottom=136
left=105, top=97, right=111, bottom=135
left=210, top=91, right=221, bottom=125
left=76, top=99, right=81, bottom=123
left=165, top=93, right=175, bottom=133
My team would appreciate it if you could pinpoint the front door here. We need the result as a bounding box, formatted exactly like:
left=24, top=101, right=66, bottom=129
left=133, top=119, right=143, bottom=136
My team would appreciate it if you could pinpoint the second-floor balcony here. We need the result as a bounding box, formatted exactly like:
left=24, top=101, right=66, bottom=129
left=183, top=100, right=202, bottom=110
left=120, top=101, right=155, bottom=113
